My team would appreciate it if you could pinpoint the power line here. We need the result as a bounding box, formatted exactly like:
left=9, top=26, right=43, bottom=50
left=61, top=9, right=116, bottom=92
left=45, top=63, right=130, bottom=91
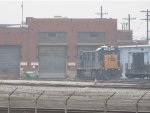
left=136, top=22, right=144, bottom=30
left=123, top=14, right=136, bottom=30
left=141, top=9, right=150, bottom=41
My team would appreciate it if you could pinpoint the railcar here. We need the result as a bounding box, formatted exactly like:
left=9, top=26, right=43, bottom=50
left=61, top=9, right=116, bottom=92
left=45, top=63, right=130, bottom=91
left=125, top=52, right=150, bottom=79
left=77, top=46, right=121, bottom=80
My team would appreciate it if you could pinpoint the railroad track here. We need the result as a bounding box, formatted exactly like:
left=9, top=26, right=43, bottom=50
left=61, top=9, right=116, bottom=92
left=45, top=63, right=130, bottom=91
left=0, top=107, right=149, bottom=113
left=0, top=79, right=150, bottom=89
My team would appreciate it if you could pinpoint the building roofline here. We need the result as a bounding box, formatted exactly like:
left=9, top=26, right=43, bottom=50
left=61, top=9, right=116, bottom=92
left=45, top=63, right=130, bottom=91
left=26, top=17, right=117, bottom=21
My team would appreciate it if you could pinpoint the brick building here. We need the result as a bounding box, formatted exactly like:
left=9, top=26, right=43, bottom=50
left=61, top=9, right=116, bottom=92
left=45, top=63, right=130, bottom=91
left=0, top=17, right=132, bottom=79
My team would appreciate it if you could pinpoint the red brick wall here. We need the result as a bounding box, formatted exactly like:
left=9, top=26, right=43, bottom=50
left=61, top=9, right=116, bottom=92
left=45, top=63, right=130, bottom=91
left=116, top=30, right=133, bottom=46
left=26, top=18, right=118, bottom=70
left=0, top=18, right=132, bottom=72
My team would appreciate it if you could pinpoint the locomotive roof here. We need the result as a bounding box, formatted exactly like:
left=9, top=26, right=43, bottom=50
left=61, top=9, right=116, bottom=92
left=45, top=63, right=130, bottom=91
left=119, top=44, right=150, bottom=48
left=95, top=46, right=107, bottom=51
left=95, top=46, right=115, bottom=51
left=82, top=46, right=116, bottom=52
left=95, top=47, right=102, bottom=51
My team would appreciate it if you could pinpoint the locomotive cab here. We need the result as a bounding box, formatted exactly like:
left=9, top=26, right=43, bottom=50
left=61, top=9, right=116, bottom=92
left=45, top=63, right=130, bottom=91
left=100, top=46, right=121, bottom=79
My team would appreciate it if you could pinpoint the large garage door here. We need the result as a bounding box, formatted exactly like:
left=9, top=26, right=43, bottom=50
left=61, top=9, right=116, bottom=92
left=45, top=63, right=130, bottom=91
left=0, top=46, right=20, bottom=75
left=39, top=46, right=66, bottom=78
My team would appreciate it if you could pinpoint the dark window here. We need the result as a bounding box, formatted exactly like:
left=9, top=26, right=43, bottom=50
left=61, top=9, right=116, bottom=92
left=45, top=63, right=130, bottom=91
left=92, top=52, right=95, bottom=60
left=83, top=53, right=86, bottom=61
left=80, top=55, right=82, bottom=60
left=77, top=32, right=105, bottom=43
left=87, top=52, right=90, bottom=60
left=38, top=32, right=67, bottom=44
left=89, top=33, right=99, bottom=37
left=48, top=33, right=56, bottom=37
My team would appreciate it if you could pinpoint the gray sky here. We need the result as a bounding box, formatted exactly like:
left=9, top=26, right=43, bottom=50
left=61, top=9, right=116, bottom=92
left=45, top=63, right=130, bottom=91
left=0, top=0, right=150, bottom=39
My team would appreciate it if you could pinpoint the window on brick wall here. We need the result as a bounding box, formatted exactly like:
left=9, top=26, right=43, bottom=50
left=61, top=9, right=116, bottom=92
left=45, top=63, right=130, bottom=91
left=89, top=33, right=99, bottom=37
left=77, top=32, right=105, bottom=44
left=48, top=32, right=56, bottom=37
left=38, top=32, right=67, bottom=44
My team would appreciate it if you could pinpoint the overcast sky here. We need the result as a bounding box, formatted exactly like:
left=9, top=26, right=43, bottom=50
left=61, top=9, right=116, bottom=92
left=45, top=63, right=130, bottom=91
left=0, top=0, right=150, bottom=40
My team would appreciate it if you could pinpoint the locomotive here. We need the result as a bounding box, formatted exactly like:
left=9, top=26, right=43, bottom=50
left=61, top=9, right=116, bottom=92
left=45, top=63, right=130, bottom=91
left=125, top=52, right=150, bottom=79
left=77, top=46, right=121, bottom=80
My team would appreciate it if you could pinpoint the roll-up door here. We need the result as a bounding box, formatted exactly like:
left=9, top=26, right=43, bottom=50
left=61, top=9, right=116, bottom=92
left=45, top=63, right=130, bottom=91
left=39, top=46, right=66, bottom=78
left=0, top=46, right=20, bottom=76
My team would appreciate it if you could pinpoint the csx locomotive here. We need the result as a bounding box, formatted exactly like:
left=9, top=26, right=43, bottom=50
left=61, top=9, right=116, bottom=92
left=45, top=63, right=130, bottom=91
left=77, top=46, right=121, bottom=80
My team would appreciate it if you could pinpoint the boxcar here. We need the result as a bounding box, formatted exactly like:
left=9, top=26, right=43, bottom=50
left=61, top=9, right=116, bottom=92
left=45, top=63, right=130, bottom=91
left=125, top=52, right=150, bottom=79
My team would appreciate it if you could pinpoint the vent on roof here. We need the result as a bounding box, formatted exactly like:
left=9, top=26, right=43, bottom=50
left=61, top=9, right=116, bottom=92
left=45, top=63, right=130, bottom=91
left=54, top=16, right=62, bottom=18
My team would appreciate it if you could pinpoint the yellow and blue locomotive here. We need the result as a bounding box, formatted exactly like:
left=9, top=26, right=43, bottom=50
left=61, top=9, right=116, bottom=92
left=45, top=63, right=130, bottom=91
left=77, top=46, right=121, bottom=80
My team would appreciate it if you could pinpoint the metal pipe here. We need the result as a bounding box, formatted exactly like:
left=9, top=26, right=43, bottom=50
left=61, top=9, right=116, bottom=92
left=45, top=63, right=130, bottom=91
left=104, top=92, right=116, bottom=113
left=66, top=55, right=68, bottom=78
left=136, top=92, right=147, bottom=113
left=8, top=88, right=18, bottom=113
left=101, top=6, right=102, bottom=19
left=146, top=9, right=149, bottom=41
left=65, top=91, right=75, bottom=113
left=35, top=90, right=45, bottom=113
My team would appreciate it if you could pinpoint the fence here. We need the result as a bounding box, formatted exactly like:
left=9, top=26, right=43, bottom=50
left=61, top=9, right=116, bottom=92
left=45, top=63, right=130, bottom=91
left=0, top=85, right=150, bottom=113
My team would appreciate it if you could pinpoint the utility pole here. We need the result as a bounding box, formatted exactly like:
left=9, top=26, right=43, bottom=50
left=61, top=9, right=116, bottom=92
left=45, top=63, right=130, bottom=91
left=141, top=9, right=150, bottom=41
left=96, top=6, right=108, bottom=19
left=123, top=14, right=136, bottom=30
left=21, top=1, right=23, bottom=27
